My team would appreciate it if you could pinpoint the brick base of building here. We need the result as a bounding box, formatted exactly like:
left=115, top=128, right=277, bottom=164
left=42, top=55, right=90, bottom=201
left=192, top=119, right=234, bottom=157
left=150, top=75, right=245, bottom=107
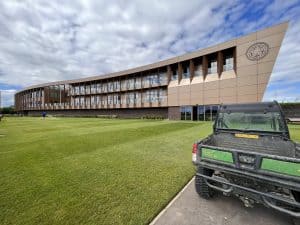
left=168, top=106, right=180, bottom=120
left=25, top=107, right=169, bottom=119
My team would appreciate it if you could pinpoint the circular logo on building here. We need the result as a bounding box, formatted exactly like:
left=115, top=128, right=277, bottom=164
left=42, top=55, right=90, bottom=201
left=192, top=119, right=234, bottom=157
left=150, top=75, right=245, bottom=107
left=246, top=42, right=269, bottom=61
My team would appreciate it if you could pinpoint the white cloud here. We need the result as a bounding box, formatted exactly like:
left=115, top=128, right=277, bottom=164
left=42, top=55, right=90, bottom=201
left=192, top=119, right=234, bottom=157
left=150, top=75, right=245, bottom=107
left=0, top=90, right=16, bottom=107
left=0, top=0, right=299, bottom=106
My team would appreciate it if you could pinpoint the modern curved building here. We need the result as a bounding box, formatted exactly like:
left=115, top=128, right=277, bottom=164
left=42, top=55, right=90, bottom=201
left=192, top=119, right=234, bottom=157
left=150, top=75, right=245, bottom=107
left=15, top=22, right=288, bottom=120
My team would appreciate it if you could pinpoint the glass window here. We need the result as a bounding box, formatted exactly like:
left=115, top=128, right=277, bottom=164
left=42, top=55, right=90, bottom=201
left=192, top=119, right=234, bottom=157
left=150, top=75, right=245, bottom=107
left=74, top=86, right=78, bottom=95
left=159, top=72, right=167, bottom=84
left=86, top=85, right=90, bottom=94
left=135, top=78, right=141, bottom=89
left=180, top=106, right=192, bottom=120
left=143, top=90, right=152, bottom=103
left=96, top=83, right=101, bottom=93
left=148, top=75, right=152, bottom=85
left=186, top=107, right=192, bottom=120
left=128, top=92, right=135, bottom=104
left=182, top=66, right=190, bottom=79
left=80, top=97, right=84, bottom=106
left=208, top=60, right=217, bottom=74
left=102, top=83, right=107, bottom=92
left=114, top=81, right=120, bottom=91
left=135, top=92, right=141, bottom=103
left=223, top=55, right=234, bottom=71
left=131, top=78, right=136, bottom=88
left=180, top=107, right=186, bottom=120
left=96, top=96, right=100, bottom=105
left=172, top=69, right=178, bottom=81
left=90, top=97, right=94, bottom=106
left=113, top=95, right=120, bottom=105
left=142, top=77, right=148, bottom=87
left=194, top=64, right=203, bottom=77
left=150, top=74, right=159, bottom=85
left=147, top=90, right=152, bottom=103
left=198, top=106, right=205, bottom=121
left=80, top=86, right=85, bottom=94
left=158, top=89, right=167, bottom=102
left=127, top=79, right=135, bottom=89
left=108, top=95, right=113, bottom=105
left=91, top=96, right=96, bottom=105
left=216, top=112, right=285, bottom=132
left=205, top=106, right=211, bottom=121
left=211, top=105, right=219, bottom=121
left=101, top=96, right=107, bottom=105
left=152, top=89, right=158, bottom=102
left=121, top=80, right=127, bottom=90
left=86, top=86, right=91, bottom=94
left=126, top=94, right=130, bottom=104
left=108, top=82, right=113, bottom=92
left=91, top=84, right=96, bottom=93
left=85, top=97, right=90, bottom=106
left=126, top=80, right=130, bottom=89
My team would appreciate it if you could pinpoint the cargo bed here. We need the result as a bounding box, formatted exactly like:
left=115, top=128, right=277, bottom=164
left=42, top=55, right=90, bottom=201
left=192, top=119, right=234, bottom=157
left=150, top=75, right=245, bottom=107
left=202, top=132, right=297, bottom=158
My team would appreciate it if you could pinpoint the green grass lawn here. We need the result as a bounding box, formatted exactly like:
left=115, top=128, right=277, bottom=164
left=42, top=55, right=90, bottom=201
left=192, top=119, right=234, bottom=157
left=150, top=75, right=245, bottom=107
left=0, top=118, right=299, bottom=225
left=0, top=117, right=212, bottom=225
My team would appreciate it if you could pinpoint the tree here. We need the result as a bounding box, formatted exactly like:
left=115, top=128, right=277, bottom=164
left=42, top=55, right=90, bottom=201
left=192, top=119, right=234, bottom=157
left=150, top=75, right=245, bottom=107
left=0, top=106, right=15, bottom=114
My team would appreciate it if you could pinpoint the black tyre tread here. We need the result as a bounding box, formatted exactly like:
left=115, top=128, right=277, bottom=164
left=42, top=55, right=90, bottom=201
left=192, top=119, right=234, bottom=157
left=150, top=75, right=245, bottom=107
left=195, top=166, right=214, bottom=199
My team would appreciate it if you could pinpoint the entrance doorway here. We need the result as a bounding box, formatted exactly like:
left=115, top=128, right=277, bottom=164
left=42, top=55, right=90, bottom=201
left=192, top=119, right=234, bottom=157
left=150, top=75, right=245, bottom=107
left=192, top=106, right=197, bottom=121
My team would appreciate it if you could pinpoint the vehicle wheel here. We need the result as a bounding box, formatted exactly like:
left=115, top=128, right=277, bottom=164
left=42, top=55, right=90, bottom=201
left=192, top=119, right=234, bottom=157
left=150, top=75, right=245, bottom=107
left=195, top=166, right=215, bottom=199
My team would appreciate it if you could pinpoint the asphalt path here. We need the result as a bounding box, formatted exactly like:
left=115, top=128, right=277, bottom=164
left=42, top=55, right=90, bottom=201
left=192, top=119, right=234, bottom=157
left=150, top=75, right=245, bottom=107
left=151, top=177, right=296, bottom=225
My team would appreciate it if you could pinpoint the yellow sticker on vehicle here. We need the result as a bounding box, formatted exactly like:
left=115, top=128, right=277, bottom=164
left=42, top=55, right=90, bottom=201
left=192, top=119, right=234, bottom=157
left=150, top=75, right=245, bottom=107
left=235, top=133, right=259, bottom=139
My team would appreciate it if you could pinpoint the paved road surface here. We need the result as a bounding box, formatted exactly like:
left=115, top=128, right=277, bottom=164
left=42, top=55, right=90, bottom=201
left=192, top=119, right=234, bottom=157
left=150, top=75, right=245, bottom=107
left=152, top=178, right=296, bottom=225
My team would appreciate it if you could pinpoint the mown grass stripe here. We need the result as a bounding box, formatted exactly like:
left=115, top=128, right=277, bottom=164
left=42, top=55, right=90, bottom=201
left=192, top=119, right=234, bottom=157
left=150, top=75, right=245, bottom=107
left=0, top=118, right=211, bottom=225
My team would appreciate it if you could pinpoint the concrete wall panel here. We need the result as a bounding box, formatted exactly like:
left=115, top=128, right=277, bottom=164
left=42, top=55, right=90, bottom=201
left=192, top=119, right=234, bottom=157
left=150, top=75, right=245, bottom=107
left=237, top=54, right=257, bottom=68
left=237, top=75, right=258, bottom=86
left=257, top=61, right=276, bottom=74
left=259, top=32, right=285, bottom=49
left=256, top=22, right=288, bottom=39
left=204, top=74, right=219, bottom=82
left=219, top=78, right=236, bottom=88
left=236, top=33, right=256, bottom=45
left=205, top=89, right=219, bottom=98
left=204, top=81, right=219, bottom=90
left=220, top=95, right=237, bottom=104
left=236, top=64, right=257, bottom=77
left=238, top=94, right=258, bottom=103
left=238, top=85, right=258, bottom=95
left=220, top=88, right=236, bottom=97
left=258, top=73, right=271, bottom=84
left=204, top=97, right=219, bottom=105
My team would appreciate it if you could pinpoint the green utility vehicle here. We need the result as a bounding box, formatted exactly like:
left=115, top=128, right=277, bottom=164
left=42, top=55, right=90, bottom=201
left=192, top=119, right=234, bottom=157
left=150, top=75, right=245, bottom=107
left=192, top=102, right=300, bottom=219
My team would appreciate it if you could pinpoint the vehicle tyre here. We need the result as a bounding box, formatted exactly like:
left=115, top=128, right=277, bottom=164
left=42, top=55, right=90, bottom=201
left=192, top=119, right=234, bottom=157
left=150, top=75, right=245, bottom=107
left=195, top=166, right=215, bottom=199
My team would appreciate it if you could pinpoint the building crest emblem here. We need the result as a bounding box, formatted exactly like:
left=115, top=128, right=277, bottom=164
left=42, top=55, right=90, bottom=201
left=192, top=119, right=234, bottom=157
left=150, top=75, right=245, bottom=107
left=246, top=42, right=269, bottom=61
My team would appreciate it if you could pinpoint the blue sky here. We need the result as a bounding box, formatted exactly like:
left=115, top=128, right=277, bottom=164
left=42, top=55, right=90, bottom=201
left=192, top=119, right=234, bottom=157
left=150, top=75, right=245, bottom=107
left=0, top=0, right=300, bottom=106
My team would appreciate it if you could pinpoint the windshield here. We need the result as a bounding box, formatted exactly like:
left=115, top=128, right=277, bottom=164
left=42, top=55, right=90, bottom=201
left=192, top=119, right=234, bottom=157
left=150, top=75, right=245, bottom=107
left=216, top=112, right=286, bottom=132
